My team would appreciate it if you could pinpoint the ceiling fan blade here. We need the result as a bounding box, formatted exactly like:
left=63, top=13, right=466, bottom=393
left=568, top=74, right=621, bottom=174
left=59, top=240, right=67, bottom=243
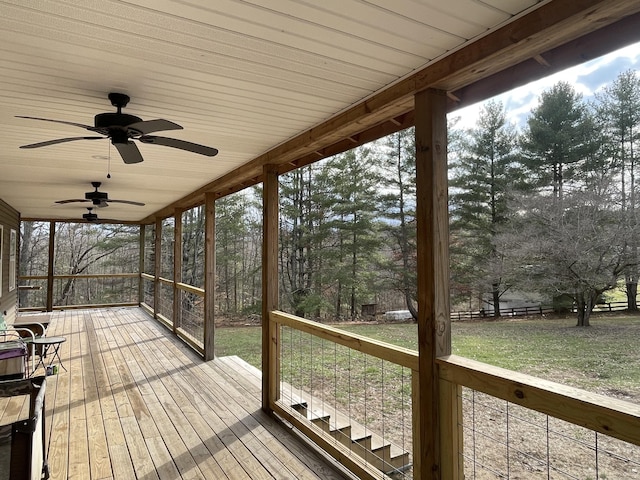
left=109, top=199, right=146, bottom=206
left=16, top=116, right=94, bottom=130
left=20, top=137, right=104, bottom=148
left=139, top=136, right=219, bottom=156
left=95, top=201, right=109, bottom=208
left=55, top=199, right=89, bottom=204
left=128, top=119, right=183, bottom=135
left=114, top=141, right=144, bottom=164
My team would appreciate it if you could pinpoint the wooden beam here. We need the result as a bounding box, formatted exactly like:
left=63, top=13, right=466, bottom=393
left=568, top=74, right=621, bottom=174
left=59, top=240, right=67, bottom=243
left=204, top=192, right=216, bottom=361
left=449, top=11, right=640, bottom=112
left=415, top=88, right=449, bottom=479
left=154, top=218, right=162, bottom=319
left=46, top=221, right=55, bottom=312
left=262, top=165, right=280, bottom=412
left=138, top=224, right=145, bottom=305
left=173, top=209, right=183, bottom=334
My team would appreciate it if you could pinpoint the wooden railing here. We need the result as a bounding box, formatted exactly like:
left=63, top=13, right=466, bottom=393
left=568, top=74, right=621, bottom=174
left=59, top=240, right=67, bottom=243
left=140, top=273, right=206, bottom=354
left=19, top=273, right=139, bottom=311
left=270, top=310, right=419, bottom=480
left=268, top=310, right=640, bottom=480
left=437, top=355, right=640, bottom=448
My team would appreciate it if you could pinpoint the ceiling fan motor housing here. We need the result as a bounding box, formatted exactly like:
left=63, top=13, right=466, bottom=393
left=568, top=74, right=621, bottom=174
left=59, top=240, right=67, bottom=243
left=85, top=190, right=108, bottom=202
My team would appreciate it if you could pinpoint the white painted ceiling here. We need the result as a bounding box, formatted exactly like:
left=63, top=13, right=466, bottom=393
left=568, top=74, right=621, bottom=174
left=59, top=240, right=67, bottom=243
left=1, top=0, right=545, bottom=222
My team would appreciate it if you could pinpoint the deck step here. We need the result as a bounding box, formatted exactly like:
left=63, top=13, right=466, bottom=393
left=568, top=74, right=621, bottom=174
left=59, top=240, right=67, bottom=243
left=218, top=357, right=412, bottom=475
left=283, top=389, right=411, bottom=475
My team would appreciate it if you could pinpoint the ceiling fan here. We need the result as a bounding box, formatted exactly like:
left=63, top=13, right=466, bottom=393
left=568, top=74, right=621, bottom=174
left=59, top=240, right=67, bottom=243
left=83, top=207, right=99, bottom=222
left=56, top=182, right=144, bottom=208
left=17, top=92, right=219, bottom=164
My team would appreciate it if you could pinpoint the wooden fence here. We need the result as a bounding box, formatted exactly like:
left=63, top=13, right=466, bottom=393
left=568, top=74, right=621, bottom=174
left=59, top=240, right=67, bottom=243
left=451, top=300, right=635, bottom=321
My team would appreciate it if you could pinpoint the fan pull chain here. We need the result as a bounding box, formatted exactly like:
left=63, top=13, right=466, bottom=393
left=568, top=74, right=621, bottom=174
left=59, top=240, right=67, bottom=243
left=107, top=142, right=111, bottom=178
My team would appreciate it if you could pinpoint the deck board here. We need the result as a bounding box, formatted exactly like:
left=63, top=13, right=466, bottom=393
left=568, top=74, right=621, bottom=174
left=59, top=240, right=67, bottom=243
left=1, top=307, right=349, bottom=480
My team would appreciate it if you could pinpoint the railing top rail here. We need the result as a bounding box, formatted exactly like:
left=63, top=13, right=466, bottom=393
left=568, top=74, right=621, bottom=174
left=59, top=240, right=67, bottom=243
left=271, top=310, right=419, bottom=370
left=176, top=282, right=204, bottom=296
left=20, top=273, right=139, bottom=279
left=437, top=354, right=640, bottom=447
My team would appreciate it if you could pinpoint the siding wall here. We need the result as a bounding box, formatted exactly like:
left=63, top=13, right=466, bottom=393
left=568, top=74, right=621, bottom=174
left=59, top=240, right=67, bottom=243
left=0, top=198, right=19, bottom=323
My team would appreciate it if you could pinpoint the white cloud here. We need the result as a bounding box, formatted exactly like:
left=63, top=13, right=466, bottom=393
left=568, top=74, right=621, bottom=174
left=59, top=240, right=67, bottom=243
left=450, top=41, right=640, bottom=131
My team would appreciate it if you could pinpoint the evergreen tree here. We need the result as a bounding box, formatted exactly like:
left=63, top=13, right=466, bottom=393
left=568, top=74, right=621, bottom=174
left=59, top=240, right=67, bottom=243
left=595, top=70, right=640, bottom=310
left=521, top=81, right=596, bottom=201
left=216, top=193, right=250, bottom=315
left=449, top=100, right=520, bottom=316
left=279, top=164, right=333, bottom=317
left=377, top=128, right=418, bottom=319
left=326, top=147, right=383, bottom=320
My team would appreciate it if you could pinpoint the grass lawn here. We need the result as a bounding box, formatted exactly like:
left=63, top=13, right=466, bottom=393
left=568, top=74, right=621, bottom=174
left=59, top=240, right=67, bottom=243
left=215, top=312, right=640, bottom=400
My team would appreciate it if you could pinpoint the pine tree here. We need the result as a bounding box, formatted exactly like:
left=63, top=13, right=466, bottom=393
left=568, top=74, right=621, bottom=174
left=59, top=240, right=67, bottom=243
left=449, top=100, right=521, bottom=316
left=521, top=82, right=596, bottom=201
left=595, top=70, right=640, bottom=310
left=377, top=128, right=418, bottom=318
left=326, top=147, right=383, bottom=320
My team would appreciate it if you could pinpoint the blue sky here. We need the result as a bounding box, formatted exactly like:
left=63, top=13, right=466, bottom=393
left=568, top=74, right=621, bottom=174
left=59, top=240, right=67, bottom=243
left=451, top=41, right=640, bottom=130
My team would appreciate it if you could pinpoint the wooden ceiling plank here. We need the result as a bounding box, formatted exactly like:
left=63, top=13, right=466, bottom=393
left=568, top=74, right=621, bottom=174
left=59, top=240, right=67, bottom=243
left=144, top=0, right=640, bottom=223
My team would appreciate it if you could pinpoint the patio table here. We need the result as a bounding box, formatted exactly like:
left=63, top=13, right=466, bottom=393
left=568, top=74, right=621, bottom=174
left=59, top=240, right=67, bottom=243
left=31, top=336, right=67, bottom=373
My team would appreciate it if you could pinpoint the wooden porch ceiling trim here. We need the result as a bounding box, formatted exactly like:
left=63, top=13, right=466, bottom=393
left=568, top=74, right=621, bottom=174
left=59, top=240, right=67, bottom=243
left=141, top=0, right=640, bottom=223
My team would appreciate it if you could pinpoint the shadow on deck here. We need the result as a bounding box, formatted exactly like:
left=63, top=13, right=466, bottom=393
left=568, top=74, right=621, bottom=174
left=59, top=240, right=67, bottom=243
left=1, top=307, right=350, bottom=480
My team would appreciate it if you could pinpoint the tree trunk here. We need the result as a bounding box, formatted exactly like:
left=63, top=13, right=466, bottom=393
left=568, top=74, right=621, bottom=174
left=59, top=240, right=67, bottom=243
left=406, top=291, right=418, bottom=321
left=627, top=279, right=638, bottom=311
left=492, top=282, right=501, bottom=317
left=575, top=291, right=598, bottom=327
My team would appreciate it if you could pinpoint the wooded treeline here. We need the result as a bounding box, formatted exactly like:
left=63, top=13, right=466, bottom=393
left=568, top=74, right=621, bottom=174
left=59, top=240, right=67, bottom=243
left=19, top=71, right=640, bottom=326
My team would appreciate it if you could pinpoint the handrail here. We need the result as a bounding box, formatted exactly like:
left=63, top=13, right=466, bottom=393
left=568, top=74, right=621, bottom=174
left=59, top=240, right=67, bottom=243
left=176, top=282, right=204, bottom=296
left=20, top=273, right=138, bottom=280
left=140, top=275, right=204, bottom=298
left=18, top=273, right=140, bottom=312
left=437, top=354, right=640, bottom=447
left=271, top=310, right=419, bottom=370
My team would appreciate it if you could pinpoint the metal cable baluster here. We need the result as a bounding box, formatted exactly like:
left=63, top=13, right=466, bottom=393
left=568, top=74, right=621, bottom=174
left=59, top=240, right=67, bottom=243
left=546, top=415, right=551, bottom=480
left=380, top=358, right=385, bottom=475
left=472, top=389, right=477, bottom=479
left=348, top=348, right=353, bottom=457
left=506, top=400, right=510, bottom=479
left=333, top=340, right=339, bottom=446
left=595, top=431, right=599, bottom=479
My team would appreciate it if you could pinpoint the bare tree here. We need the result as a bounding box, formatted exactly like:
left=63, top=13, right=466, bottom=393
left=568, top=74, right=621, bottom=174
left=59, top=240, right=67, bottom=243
left=500, top=185, right=635, bottom=326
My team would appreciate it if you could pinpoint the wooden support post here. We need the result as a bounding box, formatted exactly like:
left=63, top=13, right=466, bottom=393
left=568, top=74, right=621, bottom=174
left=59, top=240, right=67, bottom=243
left=154, top=218, right=162, bottom=319
left=46, top=221, right=55, bottom=312
left=262, top=165, right=280, bottom=412
left=173, top=209, right=183, bottom=333
left=204, top=193, right=216, bottom=361
left=415, top=88, right=454, bottom=479
left=139, top=224, right=145, bottom=305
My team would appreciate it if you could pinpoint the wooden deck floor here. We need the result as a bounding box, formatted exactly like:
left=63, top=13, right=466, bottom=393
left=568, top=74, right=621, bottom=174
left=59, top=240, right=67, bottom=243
left=1, top=307, right=349, bottom=480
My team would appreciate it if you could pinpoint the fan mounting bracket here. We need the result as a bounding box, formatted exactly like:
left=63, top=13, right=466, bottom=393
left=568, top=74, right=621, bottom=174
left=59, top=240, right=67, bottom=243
left=108, top=93, right=130, bottom=110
